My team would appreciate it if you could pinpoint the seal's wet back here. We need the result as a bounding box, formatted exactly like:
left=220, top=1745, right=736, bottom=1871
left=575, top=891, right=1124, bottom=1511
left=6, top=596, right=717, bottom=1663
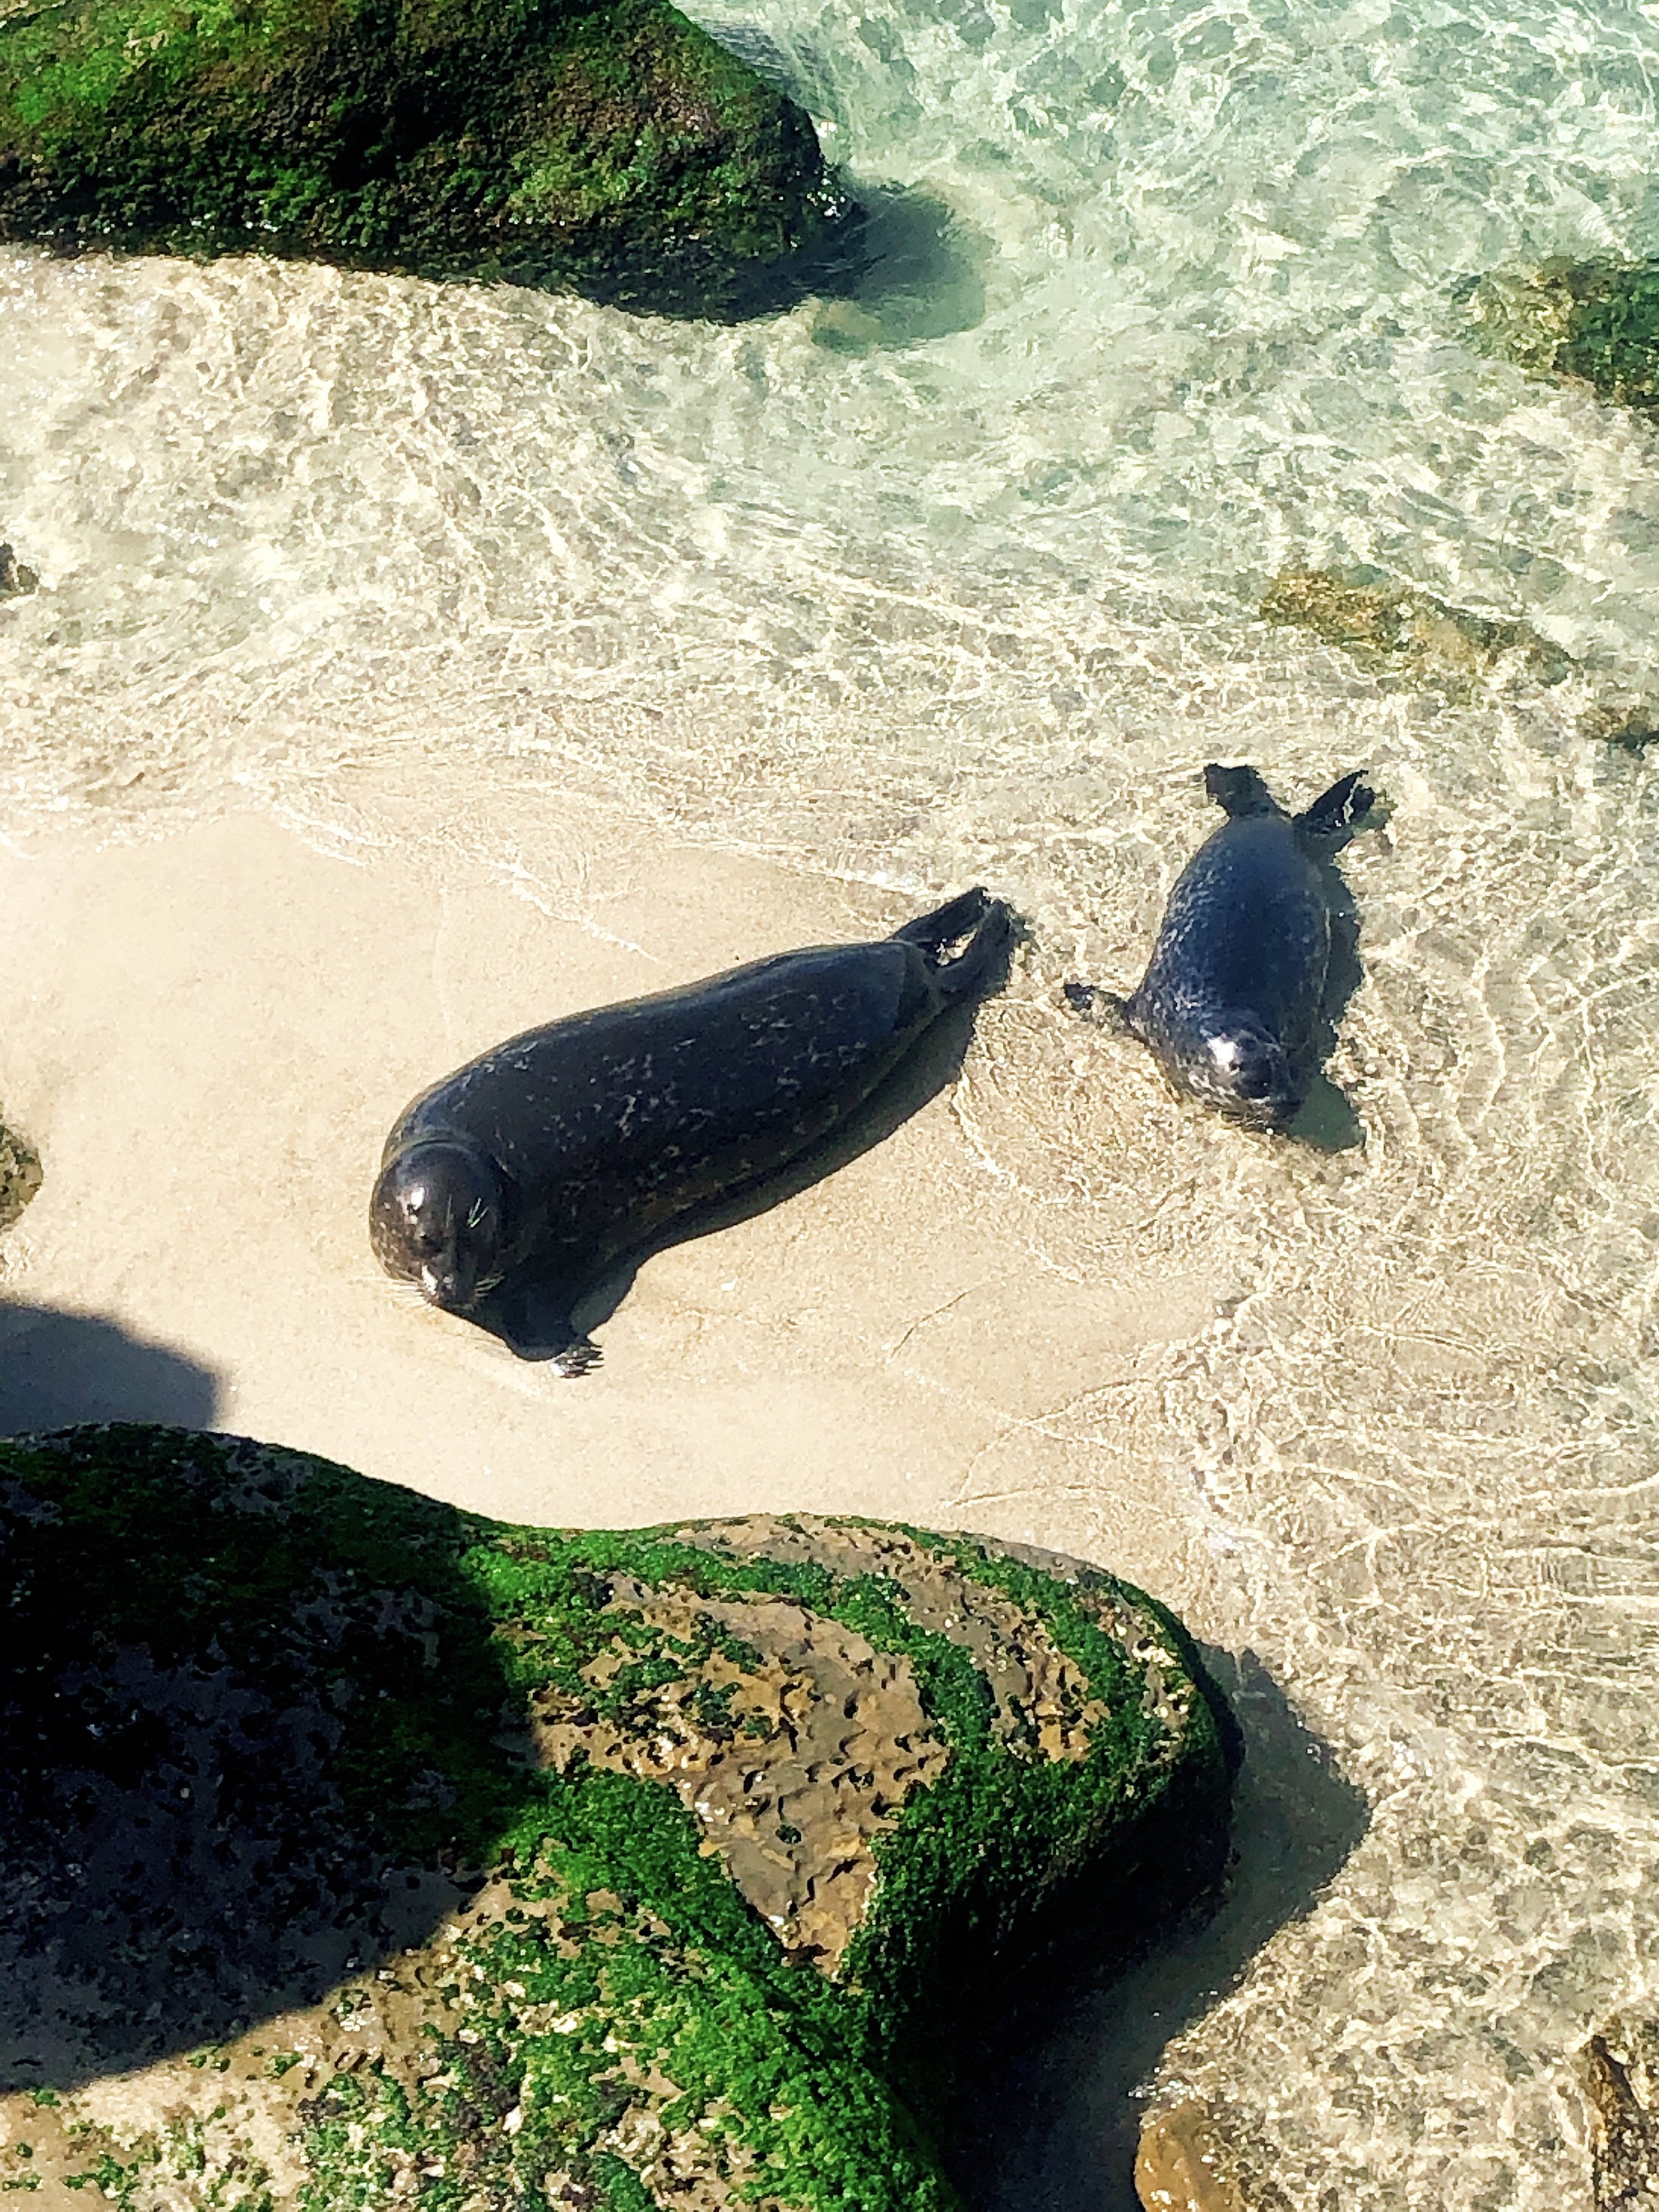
left=371, top=888, right=1014, bottom=1368
left=1066, top=765, right=1374, bottom=1130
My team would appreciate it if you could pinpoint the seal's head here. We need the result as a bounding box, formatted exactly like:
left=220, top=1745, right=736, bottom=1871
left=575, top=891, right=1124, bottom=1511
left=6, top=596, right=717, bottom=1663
left=370, top=1139, right=508, bottom=1312
left=1187, top=1018, right=1299, bottom=1128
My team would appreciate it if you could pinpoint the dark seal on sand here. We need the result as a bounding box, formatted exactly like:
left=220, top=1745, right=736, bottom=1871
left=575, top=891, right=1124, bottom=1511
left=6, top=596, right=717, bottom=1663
left=1066, top=764, right=1374, bottom=1130
left=371, top=888, right=1014, bottom=1370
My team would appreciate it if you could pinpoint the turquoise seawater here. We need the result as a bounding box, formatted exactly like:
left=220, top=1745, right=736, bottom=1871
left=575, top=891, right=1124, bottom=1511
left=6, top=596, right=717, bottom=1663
left=3, top=0, right=1659, bottom=2201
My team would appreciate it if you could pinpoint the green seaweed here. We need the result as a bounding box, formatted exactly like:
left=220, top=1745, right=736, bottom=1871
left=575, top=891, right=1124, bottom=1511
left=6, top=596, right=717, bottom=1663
left=1, top=1426, right=1232, bottom=2212
left=1551, top=260, right=1659, bottom=413
left=0, top=0, right=851, bottom=315
left=1464, top=258, right=1659, bottom=414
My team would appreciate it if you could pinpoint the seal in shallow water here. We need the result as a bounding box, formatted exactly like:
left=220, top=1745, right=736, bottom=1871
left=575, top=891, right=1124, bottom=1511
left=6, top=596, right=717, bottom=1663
left=1065, top=764, right=1374, bottom=1130
left=371, top=887, right=1014, bottom=1369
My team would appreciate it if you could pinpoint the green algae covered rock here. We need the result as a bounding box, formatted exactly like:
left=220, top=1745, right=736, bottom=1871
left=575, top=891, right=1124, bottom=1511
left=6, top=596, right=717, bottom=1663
left=0, top=0, right=851, bottom=316
left=1464, top=261, right=1659, bottom=414
left=1261, top=565, right=1573, bottom=696
left=0, top=1423, right=1232, bottom=2212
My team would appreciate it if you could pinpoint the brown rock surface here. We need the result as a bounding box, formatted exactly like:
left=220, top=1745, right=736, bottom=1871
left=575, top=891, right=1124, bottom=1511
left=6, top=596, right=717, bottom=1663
left=1135, top=2102, right=1253, bottom=2212
left=1261, top=565, right=1572, bottom=694
left=1583, top=2018, right=1659, bottom=2211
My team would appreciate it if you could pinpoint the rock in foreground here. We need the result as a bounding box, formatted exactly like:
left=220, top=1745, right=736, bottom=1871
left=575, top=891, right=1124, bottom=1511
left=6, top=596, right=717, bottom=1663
left=0, top=1424, right=1232, bottom=2211
left=0, top=0, right=852, bottom=318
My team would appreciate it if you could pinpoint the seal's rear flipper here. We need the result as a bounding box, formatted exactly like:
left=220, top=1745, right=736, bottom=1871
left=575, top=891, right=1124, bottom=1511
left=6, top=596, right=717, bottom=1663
left=1204, top=763, right=1282, bottom=818
left=894, top=885, right=991, bottom=953
left=930, top=895, right=1017, bottom=1001
left=1064, top=980, right=1135, bottom=1034
left=1295, top=770, right=1374, bottom=845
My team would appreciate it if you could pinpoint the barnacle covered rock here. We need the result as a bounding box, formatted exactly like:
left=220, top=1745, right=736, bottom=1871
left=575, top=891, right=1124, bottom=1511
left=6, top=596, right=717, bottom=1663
left=0, top=1424, right=1232, bottom=2210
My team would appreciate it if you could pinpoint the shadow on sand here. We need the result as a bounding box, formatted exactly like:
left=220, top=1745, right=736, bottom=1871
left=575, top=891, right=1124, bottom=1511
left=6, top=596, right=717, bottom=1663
left=1281, top=812, right=1379, bottom=1155
left=469, top=940, right=1011, bottom=1364
left=0, top=1299, right=222, bottom=1433
left=953, top=1645, right=1369, bottom=2212
left=575, top=993, right=991, bottom=1339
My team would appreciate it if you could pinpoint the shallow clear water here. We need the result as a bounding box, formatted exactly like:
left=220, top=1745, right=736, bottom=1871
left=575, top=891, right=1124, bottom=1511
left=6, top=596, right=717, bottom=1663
left=4, top=0, right=1659, bottom=2199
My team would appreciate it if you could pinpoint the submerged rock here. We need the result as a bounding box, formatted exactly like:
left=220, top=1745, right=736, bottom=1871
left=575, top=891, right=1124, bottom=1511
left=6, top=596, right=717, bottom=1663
left=1261, top=566, right=1573, bottom=694
left=0, top=542, right=38, bottom=597
left=1135, top=2102, right=1250, bottom=2212
left=0, top=1118, right=40, bottom=1229
left=0, top=0, right=853, bottom=318
left=1579, top=696, right=1659, bottom=753
left=0, top=1424, right=1232, bottom=2211
left=1582, top=2018, right=1659, bottom=2211
left=1134, top=2101, right=1295, bottom=2212
left=1464, top=261, right=1659, bottom=413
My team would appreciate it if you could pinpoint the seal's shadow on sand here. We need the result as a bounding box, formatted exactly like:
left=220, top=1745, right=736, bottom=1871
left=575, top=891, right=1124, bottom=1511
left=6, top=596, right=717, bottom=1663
left=474, top=985, right=1001, bottom=1364
left=0, top=1301, right=222, bottom=1434
left=1282, top=844, right=1368, bottom=1155
left=952, top=1647, right=1370, bottom=2212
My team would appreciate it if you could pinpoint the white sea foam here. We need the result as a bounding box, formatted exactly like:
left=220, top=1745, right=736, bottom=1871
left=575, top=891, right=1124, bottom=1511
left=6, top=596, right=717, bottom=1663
left=3, top=0, right=1658, bottom=2199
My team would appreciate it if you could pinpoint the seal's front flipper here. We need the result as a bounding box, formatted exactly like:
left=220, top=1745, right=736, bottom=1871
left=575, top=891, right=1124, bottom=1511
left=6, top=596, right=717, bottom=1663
left=549, top=1336, right=603, bottom=1378
left=479, top=1278, right=602, bottom=1373
left=1204, top=763, right=1282, bottom=818
left=1295, top=770, right=1374, bottom=846
left=1064, top=980, right=1135, bottom=1034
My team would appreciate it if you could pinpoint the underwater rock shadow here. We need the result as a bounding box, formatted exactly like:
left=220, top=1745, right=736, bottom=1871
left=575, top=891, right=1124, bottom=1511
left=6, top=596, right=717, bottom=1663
left=0, top=1300, right=221, bottom=1434
left=670, top=179, right=989, bottom=333
left=0, top=1425, right=518, bottom=2093
left=804, top=184, right=990, bottom=346
left=953, top=1646, right=1370, bottom=2212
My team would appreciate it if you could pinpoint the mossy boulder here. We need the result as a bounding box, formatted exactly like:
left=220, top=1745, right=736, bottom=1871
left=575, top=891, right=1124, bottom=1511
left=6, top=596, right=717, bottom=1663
left=1260, top=565, right=1573, bottom=695
left=0, top=0, right=853, bottom=317
left=0, top=1424, right=1232, bottom=2212
left=1464, top=261, right=1659, bottom=413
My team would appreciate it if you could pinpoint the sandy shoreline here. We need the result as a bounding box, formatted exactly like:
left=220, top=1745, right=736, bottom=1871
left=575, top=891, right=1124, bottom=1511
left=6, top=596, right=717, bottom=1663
left=0, top=768, right=1238, bottom=1625
left=6, top=763, right=1638, bottom=2211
